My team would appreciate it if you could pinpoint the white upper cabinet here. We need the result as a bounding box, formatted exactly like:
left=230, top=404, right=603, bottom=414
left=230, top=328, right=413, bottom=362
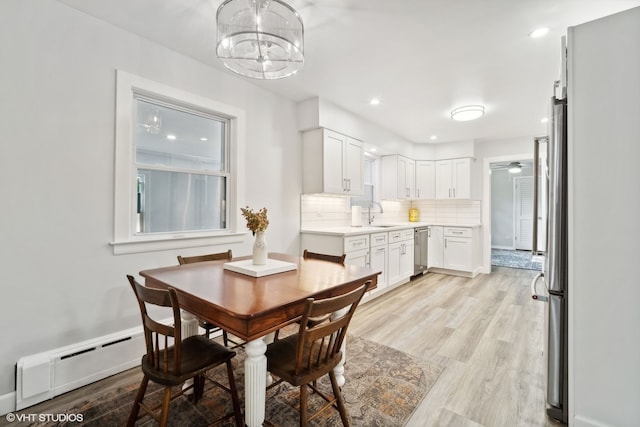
left=435, top=158, right=471, bottom=199
left=381, top=155, right=415, bottom=199
left=344, top=136, right=364, bottom=194
left=302, top=128, right=364, bottom=195
left=415, top=160, right=435, bottom=199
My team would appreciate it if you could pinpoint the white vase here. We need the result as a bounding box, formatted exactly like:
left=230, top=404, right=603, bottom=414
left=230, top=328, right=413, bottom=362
left=252, top=231, right=268, bottom=265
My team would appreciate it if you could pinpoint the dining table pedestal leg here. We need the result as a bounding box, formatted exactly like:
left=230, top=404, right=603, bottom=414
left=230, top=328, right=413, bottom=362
left=244, top=337, right=267, bottom=427
left=331, top=307, right=349, bottom=387
left=180, top=309, right=199, bottom=337
left=180, top=310, right=199, bottom=395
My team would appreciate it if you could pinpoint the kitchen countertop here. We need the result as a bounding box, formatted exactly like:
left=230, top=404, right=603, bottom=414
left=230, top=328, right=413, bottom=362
left=301, top=222, right=482, bottom=237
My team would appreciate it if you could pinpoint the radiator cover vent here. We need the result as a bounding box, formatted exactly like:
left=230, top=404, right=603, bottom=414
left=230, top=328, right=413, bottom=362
left=16, top=326, right=145, bottom=410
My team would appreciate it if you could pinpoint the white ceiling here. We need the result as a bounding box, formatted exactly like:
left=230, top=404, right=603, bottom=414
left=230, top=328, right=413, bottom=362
left=57, top=0, right=640, bottom=146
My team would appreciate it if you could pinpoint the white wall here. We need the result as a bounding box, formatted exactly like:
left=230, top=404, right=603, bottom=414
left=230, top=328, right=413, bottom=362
left=297, top=97, right=416, bottom=157
left=0, top=0, right=301, bottom=400
left=568, top=7, right=640, bottom=426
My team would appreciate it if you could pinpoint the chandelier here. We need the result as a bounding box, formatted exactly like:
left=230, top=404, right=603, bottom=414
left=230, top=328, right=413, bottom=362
left=216, top=0, right=304, bottom=80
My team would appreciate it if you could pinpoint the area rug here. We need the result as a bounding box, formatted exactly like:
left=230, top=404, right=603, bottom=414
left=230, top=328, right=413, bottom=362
left=491, top=249, right=544, bottom=271
left=34, top=335, right=442, bottom=426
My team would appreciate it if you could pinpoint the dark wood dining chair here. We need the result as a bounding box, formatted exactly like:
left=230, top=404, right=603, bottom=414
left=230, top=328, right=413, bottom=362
left=126, top=275, right=243, bottom=427
left=177, top=250, right=243, bottom=348
left=177, top=249, right=232, bottom=266
left=303, top=249, right=346, bottom=265
left=265, top=282, right=369, bottom=427
left=274, top=249, right=347, bottom=342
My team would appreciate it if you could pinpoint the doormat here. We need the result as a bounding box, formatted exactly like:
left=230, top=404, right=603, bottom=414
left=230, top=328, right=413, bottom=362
left=491, top=249, right=544, bottom=271
left=19, top=335, right=442, bottom=426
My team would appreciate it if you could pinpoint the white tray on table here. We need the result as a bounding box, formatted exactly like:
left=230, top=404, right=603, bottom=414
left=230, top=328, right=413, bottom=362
left=223, top=259, right=297, bottom=277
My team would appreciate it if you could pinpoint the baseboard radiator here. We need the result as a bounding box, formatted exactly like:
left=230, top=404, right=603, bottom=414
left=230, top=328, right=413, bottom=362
left=16, top=326, right=145, bottom=410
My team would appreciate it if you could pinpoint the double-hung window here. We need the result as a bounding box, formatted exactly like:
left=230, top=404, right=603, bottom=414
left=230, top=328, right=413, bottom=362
left=112, top=71, right=245, bottom=254
left=134, top=97, right=228, bottom=234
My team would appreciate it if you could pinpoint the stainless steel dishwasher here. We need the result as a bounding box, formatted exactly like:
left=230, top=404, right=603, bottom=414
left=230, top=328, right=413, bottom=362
left=414, top=226, right=429, bottom=275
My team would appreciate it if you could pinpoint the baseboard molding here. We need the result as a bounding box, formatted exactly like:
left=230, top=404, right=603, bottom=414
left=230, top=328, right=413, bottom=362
left=0, top=391, right=16, bottom=416
left=573, top=414, right=612, bottom=427
left=492, top=245, right=515, bottom=250
left=427, top=267, right=480, bottom=278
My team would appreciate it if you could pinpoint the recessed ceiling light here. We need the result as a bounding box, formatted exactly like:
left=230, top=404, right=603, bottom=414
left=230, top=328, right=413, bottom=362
left=200, top=137, right=208, bottom=141
left=541, top=117, right=548, bottom=123
left=370, top=98, right=380, bottom=106
left=430, top=135, right=437, bottom=141
left=529, top=27, right=549, bottom=38
left=451, top=105, right=485, bottom=121
left=167, top=134, right=177, bottom=140
left=370, top=147, right=377, bottom=152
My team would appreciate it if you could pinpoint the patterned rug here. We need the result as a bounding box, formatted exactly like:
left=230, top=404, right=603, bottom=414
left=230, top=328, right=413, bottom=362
left=30, top=335, right=442, bottom=426
left=491, top=249, right=544, bottom=271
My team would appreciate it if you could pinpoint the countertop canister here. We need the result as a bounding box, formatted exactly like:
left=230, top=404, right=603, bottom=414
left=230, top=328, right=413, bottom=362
left=409, top=208, right=420, bottom=222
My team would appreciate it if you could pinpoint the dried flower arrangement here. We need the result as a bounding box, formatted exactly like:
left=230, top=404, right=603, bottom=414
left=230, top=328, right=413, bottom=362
left=240, top=206, right=269, bottom=235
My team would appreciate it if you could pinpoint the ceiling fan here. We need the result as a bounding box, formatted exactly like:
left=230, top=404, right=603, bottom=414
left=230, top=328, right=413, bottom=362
left=490, top=161, right=531, bottom=174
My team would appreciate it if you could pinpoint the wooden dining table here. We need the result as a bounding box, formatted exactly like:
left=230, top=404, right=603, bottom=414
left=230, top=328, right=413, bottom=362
left=139, top=252, right=379, bottom=427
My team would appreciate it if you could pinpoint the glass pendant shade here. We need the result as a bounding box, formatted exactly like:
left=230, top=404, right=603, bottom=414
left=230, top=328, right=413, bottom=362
left=216, top=0, right=304, bottom=80
left=141, top=108, right=162, bottom=134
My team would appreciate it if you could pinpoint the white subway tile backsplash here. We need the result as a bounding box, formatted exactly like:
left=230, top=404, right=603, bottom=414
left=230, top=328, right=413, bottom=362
left=301, top=195, right=481, bottom=228
left=301, top=195, right=352, bottom=227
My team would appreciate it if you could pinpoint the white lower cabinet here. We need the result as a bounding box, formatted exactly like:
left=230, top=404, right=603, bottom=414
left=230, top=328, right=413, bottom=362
left=300, top=227, right=414, bottom=301
left=427, top=226, right=444, bottom=268
left=368, top=232, right=388, bottom=296
left=442, top=227, right=472, bottom=271
left=387, top=229, right=414, bottom=285
left=343, top=234, right=369, bottom=267
left=345, top=248, right=368, bottom=267
left=427, top=226, right=481, bottom=277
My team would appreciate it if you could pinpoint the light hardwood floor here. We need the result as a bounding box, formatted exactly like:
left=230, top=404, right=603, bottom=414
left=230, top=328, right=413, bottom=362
left=350, top=266, right=563, bottom=427
left=7, top=266, right=563, bottom=427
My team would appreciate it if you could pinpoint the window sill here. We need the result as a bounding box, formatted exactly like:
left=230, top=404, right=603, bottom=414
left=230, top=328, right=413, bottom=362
left=110, top=232, right=248, bottom=255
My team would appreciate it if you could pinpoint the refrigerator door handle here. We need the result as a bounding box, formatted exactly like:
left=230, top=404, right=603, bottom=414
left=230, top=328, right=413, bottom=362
left=531, top=272, right=548, bottom=301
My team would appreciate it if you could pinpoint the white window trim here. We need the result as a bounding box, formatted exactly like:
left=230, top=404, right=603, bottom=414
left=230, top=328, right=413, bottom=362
left=111, top=70, right=246, bottom=254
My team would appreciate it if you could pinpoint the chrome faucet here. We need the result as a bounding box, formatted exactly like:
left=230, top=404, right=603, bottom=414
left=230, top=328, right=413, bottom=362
left=367, top=202, right=384, bottom=225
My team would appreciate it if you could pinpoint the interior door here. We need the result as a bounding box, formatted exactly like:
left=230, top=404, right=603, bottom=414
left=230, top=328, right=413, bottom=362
left=515, top=176, right=534, bottom=250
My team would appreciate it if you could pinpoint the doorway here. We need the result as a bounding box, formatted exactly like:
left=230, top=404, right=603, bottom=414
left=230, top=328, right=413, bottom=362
left=490, top=161, right=533, bottom=250
left=489, top=158, right=540, bottom=270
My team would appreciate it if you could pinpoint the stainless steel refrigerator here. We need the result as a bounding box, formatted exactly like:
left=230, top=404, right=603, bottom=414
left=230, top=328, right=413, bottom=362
left=532, top=92, right=568, bottom=424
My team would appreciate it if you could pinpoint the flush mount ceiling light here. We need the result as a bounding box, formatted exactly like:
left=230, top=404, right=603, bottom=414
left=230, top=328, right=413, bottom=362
left=529, top=27, right=550, bottom=38
left=216, top=0, right=304, bottom=80
left=508, top=161, right=522, bottom=173
left=451, top=105, right=485, bottom=121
